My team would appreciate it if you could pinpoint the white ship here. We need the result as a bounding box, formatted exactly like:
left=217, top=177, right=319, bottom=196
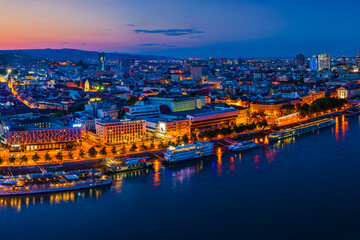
left=164, top=141, right=214, bottom=163
left=228, top=140, right=262, bottom=151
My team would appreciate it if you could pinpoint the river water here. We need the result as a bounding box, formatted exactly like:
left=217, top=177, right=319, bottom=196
left=1, top=116, right=360, bottom=240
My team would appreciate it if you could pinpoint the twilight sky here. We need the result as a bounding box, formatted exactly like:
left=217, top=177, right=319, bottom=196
left=1, top=0, right=359, bottom=58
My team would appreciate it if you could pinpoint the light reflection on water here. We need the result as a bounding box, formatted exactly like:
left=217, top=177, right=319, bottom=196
left=0, top=116, right=350, bottom=212
left=0, top=188, right=105, bottom=211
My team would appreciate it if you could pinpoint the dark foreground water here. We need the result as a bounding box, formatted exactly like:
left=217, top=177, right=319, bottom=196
left=2, top=116, right=360, bottom=240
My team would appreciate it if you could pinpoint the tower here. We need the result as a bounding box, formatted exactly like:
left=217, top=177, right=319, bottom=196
left=98, top=52, right=105, bottom=71
left=310, top=56, right=318, bottom=72
left=191, top=65, right=202, bottom=80
left=84, top=80, right=90, bottom=92
left=295, top=53, right=305, bottom=67
left=317, top=54, right=330, bottom=71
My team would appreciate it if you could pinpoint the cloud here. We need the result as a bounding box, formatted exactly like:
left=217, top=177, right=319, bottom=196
left=138, top=43, right=161, bottom=47
left=190, top=36, right=203, bottom=39
left=134, top=28, right=204, bottom=36
left=125, top=24, right=136, bottom=27
left=138, top=43, right=176, bottom=47
left=61, top=42, right=68, bottom=45
left=79, top=43, right=87, bottom=46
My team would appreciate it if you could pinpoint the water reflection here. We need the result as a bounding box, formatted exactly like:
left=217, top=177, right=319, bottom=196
left=0, top=188, right=106, bottom=211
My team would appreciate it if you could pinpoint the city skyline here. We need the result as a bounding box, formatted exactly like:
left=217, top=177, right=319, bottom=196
left=1, top=0, right=359, bottom=58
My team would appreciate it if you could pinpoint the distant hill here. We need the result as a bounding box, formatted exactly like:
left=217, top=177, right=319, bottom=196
left=0, top=48, right=173, bottom=62
left=0, top=51, right=47, bottom=66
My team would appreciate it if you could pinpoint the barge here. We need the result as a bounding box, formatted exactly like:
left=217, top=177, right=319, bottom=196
left=0, top=169, right=111, bottom=196
left=268, top=118, right=335, bottom=141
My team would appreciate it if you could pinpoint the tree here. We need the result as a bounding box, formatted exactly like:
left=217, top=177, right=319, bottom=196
left=158, top=141, right=166, bottom=149
left=88, top=147, right=97, bottom=157
left=261, top=119, right=268, bottom=129
left=68, top=150, right=73, bottom=159
left=130, top=143, right=138, bottom=151
left=0, top=156, right=3, bottom=165
left=191, top=133, right=198, bottom=142
left=182, top=134, right=189, bottom=144
left=111, top=146, right=117, bottom=154
left=150, top=142, right=155, bottom=149
left=176, top=136, right=181, bottom=145
left=79, top=148, right=85, bottom=158
left=32, top=152, right=40, bottom=163
left=9, top=155, right=15, bottom=165
left=117, top=108, right=126, bottom=119
left=55, top=151, right=63, bottom=162
left=100, top=147, right=107, bottom=156
left=20, top=155, right=28, bottom=165
left=121, top=145, right=126, bottom=154
left=140, top=143, right=148, bottom=150
left=127, top=96, right=139, bottom=106
left=44, top=152, right=52, bottom=162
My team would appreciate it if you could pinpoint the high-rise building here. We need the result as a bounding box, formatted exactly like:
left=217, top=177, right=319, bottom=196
left=209, top=57, right=216, bottom=70
left=358, top=51, right=360, bottom=67
left=191, top=65, right=202, bottom=80
left=98, top=52, right=105, bottom=71
left=295, top=53, right=305, bottom=67
left=317, top=54, right=330, bottom=71
left=310, top=56, right=318, bottom=71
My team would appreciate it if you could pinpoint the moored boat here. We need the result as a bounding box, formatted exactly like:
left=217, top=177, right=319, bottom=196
left=228, top=140, right=262, bottom=151
left=163, top=141, right=214, bottom=164
left=0, top=169, right=111, bottom=196
left=105, top=157, right=153, bottom=174
left=268, top=118, right=335, bottom=141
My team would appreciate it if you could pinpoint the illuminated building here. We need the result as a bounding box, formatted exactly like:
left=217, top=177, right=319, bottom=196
left=337, top=84, right=360, bottom=99
left=95, top=119, right=146, bottom=144
left=148, top=96, right=196, bottom=112
left=84, top=80, right=90, bottom=92
left=250, top=100, right=286, bottom=117
left=98, top=52, right=105, bottom=71
left=146, top=117, right=191, bottom=139
left=191, top=65, right=202, bottom=80
left=317, top=54, right=330, bottom=71
left=301, top=91, right=326, bottom=104
left=310, top=56, right=318, bottom=71
left=123, top=104, right=160, bottom=119
left=165, top=107, right=246, bottom=132
left=170, top=68, right=183, bottom=81
left=1, top=117, right=82, bottom=151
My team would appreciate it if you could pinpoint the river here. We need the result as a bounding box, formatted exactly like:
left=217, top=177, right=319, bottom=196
left=1, top=115, right=360, bottom=240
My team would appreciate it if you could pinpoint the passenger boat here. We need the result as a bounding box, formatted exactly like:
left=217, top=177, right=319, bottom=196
left=228, top=140, right=262, bottom=151
left=0, top=169, right=111, bottom=196
left=163, top=141, right=213, bottom=164
left=268, top=118, right=335, bottom=141
left=105, top=157, right=153, bottom=174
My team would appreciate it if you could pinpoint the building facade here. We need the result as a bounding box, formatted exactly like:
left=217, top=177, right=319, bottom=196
left=146, top=118, right=191, bottom=139
left=1, top=118, right=82, bottom=151
left=123, top=104, right=160, bottom=119
left=149, top=96, right=196, bottom=112
left=318, top=54, right=330, bottom=71
left=337, top=84, right=360, bottom=99
left=95, top=119, right=146, bottom=144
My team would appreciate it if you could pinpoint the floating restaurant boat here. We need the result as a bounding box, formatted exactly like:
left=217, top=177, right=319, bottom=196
left=105, top=156, right=153, bottom=174
left=228, top=140, right=262, bottom=151
left=267, top=118, right=336, bottom=141
left=163, top=141, right=214, bottom=164
left=0, top=169, right=111, bottom=196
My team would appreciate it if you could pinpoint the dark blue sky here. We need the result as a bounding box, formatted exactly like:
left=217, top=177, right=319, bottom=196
left=1, top=0, right=360, bottom=57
